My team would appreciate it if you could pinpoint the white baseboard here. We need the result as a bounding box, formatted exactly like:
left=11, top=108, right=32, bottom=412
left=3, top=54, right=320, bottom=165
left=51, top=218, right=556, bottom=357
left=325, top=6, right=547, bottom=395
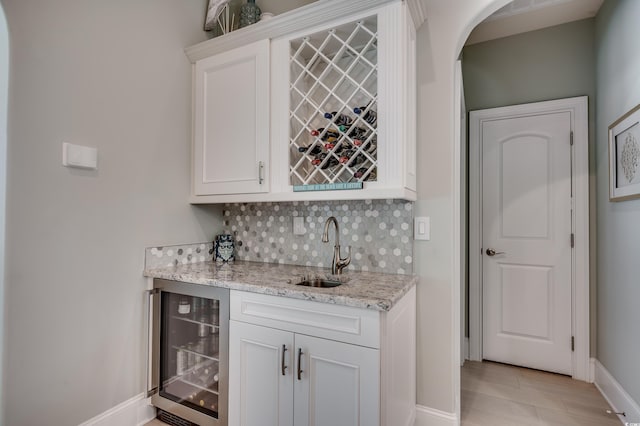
left=414, top=404, right=457, bottom=426
left=593, top=359, right=640, bottom=424
left=590, top=357, right=596, bottom=383
left=78, top=393, right=156, bottom=426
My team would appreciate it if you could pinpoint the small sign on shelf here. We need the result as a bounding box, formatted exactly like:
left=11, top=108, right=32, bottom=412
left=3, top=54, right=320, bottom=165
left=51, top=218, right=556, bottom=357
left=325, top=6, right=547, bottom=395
left=293, top=182, right=363, bottom=192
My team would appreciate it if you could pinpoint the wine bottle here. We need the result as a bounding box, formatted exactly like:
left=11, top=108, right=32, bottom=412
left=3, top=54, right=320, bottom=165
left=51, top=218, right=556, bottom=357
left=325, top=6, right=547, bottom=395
left=347, top=153, right=368, bottom=167
left=348, top=126, right=368, bottom=144
left=298, top=144, right=322, bottom=155
left=324, top=143, right=347, bottom=154
left=324, top=111, right=353, bottom=127
left=354, top=167, right=377, bottom=181
left=311, top=128, right=340, bottom=143
left=354, top=106, right=378, bottom=126
left=311, top=153, right=339, bottom=169
left=321, top=156, right=340, bottom=169
left=339, top=149, right=357, bottom=164
left=311, top=153, right=326, bottom=166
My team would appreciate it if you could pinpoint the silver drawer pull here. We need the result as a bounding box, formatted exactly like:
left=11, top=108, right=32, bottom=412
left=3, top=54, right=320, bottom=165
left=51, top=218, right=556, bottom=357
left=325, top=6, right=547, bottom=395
left=297, top=348, right=303, bottom=380
left=281, top=344, right=288, bottom=376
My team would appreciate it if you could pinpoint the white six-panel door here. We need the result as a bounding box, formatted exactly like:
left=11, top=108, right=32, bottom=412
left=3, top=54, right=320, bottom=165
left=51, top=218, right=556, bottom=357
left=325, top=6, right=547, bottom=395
left=482, top=111, right=573, bottom=375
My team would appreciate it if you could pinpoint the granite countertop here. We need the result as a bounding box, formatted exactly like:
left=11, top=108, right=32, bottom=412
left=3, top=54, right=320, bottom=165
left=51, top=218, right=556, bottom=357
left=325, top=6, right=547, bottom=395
left=144, top=260, right=417, bottom=311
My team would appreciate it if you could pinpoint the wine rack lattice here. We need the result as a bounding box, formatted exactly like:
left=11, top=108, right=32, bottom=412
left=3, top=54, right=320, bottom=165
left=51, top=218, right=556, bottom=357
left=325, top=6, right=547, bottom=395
left=289, top=17, right=378, bottom=186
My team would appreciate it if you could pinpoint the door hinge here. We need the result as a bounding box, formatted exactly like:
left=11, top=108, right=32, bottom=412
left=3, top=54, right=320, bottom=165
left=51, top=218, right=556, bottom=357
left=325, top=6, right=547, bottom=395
left=570, top=131, right=574, bottom=146
left=570, top=233, right=575, bottom=248
left=571, top=336, right=575, bottom=352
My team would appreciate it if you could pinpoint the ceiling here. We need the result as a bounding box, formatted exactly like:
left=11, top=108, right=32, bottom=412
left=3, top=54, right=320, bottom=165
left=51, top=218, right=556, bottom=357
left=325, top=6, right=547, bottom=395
left=466, top=0, right=604, bottom=45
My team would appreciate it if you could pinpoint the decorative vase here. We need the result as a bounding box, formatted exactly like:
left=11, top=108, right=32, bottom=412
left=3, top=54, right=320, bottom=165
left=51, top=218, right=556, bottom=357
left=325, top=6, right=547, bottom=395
left=214, top=234, right=235, bottom=263
left=239, top=0, right=261, bottom=28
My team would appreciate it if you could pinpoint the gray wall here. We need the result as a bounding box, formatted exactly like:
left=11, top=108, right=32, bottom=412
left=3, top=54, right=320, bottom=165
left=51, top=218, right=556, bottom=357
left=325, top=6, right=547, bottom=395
left=0, top=4, right=7, bottom=424
left=413, top=0, right=511, bottom=413
left=595, top=0, right=640, bottom=405
left=462, top=19, right=598, bottom=355
left=1, top=1, right=224, bottom=425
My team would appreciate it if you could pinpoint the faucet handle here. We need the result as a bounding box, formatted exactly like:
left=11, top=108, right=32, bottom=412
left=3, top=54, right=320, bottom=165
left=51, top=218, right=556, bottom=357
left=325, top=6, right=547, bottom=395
left=343, top=245, right=352, bottom=262
left=337, top=245, right=351, bottom=273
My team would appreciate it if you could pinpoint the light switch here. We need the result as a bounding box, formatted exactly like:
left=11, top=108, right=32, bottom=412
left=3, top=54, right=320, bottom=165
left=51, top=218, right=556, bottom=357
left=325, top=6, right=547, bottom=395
left=414, top=217, right=430, bottom=241
left=62, top=142, right=98, bottom=170
left=293, top=216, right=305, bottom=235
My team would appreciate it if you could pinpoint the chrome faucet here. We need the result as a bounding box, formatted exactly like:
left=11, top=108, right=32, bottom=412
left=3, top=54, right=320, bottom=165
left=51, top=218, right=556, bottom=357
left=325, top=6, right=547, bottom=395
left=322, top=216, right=351, bottom=275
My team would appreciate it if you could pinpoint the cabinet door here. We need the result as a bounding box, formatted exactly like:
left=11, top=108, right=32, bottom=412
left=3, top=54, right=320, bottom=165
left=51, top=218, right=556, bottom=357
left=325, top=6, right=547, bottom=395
left=229, top=320, right=294, bottom=426
left=294, top=334, right=379, bottom=426
left=193, top=39, right=269, bottom=196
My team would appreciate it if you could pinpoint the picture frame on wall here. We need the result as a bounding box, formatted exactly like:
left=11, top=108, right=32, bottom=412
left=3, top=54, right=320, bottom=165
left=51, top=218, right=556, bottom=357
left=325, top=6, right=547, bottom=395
left=609, top=104, right=640, bottom=201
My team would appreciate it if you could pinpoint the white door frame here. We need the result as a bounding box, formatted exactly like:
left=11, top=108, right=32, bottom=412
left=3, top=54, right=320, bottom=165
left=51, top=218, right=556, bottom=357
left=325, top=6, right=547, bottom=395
left=468, top=96, right=590, bottom=382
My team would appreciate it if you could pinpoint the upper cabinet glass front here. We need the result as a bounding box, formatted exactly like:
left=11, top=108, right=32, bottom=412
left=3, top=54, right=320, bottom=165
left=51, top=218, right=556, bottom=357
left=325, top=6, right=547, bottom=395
left=289, top=16, right=378, bottom=186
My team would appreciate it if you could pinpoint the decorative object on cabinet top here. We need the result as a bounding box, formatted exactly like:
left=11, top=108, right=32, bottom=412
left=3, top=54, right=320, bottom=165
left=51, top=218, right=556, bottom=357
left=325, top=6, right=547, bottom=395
left=239, top=0, right=261, bottom=28
left=186, top=0, right=427, bottom=62
left=204, top=0, right=236, bottom=34
left=144, top=259, right=417, bottom=312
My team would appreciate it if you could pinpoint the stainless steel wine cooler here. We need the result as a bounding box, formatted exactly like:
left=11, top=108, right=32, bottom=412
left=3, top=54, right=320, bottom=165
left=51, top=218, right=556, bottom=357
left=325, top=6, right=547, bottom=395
left=148, top=279, right=229, bottom=426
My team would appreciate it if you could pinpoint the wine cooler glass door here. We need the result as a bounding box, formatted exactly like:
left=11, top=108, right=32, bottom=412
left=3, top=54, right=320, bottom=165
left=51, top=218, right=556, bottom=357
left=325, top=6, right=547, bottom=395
left=159, top=291, right=224, bottom=419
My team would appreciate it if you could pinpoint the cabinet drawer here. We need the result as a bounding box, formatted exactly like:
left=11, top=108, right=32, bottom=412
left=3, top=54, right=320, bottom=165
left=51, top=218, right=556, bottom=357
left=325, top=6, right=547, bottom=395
left=230, top=291, right=380, bottom=348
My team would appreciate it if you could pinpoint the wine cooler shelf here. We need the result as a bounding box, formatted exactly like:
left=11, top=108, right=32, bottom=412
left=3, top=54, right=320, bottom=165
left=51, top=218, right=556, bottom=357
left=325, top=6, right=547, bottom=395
left=289, top=17, right=378, bottom=186
left=164, top=379, right=219, bottom=414
left=169, top=356, right=220, bottom=393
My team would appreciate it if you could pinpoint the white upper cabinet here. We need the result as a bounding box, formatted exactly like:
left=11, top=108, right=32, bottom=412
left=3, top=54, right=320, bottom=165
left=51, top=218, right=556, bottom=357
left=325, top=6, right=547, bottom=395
left=187, top=0, right=426, bottom=203
left=192, top=40, right=270, bottom=196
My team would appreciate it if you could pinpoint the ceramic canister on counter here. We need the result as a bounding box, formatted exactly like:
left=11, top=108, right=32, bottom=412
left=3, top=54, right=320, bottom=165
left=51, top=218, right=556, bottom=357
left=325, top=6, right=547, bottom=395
left=214, top=234, right=235, bottom=263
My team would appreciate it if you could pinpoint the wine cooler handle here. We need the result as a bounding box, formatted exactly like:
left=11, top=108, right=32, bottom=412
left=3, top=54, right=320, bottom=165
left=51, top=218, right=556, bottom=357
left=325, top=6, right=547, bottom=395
left=258, top=161, right=265, bottom=185
left=281, top=344, right=288, bottom=376
left=297, top=348, right=303, bottom=380
left=146, top=289, right=160, bottom=397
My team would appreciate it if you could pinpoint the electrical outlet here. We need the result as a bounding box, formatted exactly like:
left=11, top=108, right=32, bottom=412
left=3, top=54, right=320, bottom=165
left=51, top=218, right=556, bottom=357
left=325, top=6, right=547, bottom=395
left=414, top=217, right=430, bottom=241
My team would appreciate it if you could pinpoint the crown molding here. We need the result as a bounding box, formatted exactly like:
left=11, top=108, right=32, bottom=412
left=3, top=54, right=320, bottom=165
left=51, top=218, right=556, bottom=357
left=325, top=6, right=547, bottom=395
left=406, top=0, right=428, bottom=29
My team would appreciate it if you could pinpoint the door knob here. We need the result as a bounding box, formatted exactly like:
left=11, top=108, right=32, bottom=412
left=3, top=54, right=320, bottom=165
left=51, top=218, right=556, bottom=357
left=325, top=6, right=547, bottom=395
left=486, top=248, right=505, bottom=256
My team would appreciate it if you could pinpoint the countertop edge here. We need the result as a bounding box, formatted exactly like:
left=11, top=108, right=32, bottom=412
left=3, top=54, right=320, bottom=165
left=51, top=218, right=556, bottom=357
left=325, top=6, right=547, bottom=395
left=143, top=263, right=418, bottom=312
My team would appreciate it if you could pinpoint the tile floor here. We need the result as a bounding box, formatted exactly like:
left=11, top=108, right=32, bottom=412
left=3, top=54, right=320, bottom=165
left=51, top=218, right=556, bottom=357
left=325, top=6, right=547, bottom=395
left=461, top=360, right=622, bottom=425
left=145, top=361, right=623, bottom=426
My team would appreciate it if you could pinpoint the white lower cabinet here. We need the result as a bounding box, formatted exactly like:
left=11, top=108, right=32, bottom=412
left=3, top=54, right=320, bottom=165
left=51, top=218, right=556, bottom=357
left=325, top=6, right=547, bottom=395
left=229, top=321, right=378, bottom=426
left=228, top=288, right=416, bottom=426
left=293, top=334, right=379, bottom=426
left=229, top=321, right=294, bottom=426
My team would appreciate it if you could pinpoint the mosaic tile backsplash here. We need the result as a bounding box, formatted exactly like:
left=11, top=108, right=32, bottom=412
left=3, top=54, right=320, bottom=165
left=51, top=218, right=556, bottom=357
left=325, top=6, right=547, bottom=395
left=144, top=242, right=213, bottom=270
left=221, top=199, right=414, bottom=274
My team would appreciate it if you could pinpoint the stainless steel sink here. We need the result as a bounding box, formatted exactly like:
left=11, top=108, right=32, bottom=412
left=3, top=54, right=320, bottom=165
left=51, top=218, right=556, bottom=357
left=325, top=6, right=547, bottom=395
left=296, top=278, right=342, bottom=288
